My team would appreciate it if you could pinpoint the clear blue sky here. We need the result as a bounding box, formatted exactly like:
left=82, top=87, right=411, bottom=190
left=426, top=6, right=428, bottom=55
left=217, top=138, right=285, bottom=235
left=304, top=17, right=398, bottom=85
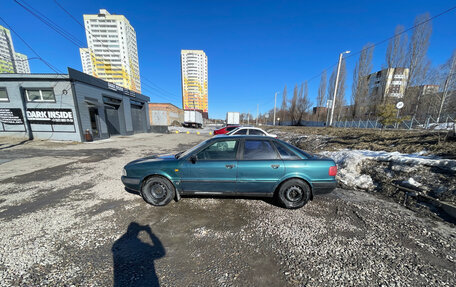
left=2, top=0, right=456, bottom=119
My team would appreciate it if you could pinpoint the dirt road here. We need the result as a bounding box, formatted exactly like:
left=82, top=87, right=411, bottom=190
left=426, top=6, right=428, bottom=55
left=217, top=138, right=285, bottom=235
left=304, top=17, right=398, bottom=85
left=0, top=133, right=455, bottom=286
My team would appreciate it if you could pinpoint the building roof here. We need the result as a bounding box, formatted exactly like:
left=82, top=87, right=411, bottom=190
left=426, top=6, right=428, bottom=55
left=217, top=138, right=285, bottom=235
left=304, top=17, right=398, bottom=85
left=0, top=68, right=150, bottom=102
left=149, top=102, right=181, bottom=107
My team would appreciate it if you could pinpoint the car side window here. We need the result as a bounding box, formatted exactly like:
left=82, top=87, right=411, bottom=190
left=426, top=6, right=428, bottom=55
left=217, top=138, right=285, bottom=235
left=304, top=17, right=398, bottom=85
left=249, top=129, right=265, bottom=136
left=274, top=142, right=301, bottom=160
left=243, top=140, right=279, bottom=160
left=226, top=127, right=237, bottom=131
left=197, top=140, right=238, bottom=160
left=234, top=129, right=247, bottom=135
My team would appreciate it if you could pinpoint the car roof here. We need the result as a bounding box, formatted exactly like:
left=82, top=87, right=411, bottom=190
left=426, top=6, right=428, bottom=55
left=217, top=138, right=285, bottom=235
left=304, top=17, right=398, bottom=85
left=235, top=127, right=263, bottom=130
left=214, top=135, right=274, bottom=140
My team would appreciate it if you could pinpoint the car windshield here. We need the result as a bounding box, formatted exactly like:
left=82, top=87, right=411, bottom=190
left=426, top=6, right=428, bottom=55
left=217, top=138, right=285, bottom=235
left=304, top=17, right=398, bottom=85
left=176, top=139, right=210, bottom=159
left=226, top=128, right=240, bottom=135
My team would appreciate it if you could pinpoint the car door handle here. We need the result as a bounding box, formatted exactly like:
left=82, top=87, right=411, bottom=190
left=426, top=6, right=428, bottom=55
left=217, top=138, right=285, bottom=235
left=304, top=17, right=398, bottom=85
left=271, top=164, right=280, bottom=169
left=226, top=164, right=235, bottom=169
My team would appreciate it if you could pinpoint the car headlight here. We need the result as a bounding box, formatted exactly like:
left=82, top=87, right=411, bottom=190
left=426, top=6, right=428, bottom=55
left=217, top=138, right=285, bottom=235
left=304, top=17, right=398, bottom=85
left=122, top=168, right=127, bottom=177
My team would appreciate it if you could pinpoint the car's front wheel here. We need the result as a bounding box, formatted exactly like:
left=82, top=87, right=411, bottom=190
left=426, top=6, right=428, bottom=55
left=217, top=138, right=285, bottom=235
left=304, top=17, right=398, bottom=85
left=141, top=176, right=175, bottom=206
left=276, top=179, right=311, bottom=209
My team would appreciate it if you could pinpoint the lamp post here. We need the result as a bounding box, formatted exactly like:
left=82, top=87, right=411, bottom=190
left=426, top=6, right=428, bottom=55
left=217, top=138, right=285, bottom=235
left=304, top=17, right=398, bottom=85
left=328, top=50, right=350, bottom=127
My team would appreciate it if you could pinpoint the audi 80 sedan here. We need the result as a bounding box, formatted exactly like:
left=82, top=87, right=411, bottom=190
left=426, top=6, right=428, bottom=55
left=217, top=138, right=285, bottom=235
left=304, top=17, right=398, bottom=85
left=121, top=135, right=337, bottom=209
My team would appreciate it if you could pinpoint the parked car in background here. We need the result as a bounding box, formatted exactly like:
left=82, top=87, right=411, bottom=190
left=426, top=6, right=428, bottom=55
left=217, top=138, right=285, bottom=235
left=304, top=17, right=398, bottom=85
left=213, top=125, right=240, bottom=135
left=121, top=135, right=337, bottom=209
left=226, top=127, right=277, bottom=138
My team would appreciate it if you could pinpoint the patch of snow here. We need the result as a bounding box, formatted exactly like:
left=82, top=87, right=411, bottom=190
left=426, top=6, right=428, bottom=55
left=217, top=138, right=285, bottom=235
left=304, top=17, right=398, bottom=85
left=320, top=149, right=456, bottom=191
left=405, top=177, right=422, bottom=187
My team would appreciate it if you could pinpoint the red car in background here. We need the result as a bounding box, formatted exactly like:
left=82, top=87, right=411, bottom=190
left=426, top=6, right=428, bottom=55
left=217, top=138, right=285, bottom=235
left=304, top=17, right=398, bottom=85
left=213, top=125, right=240, bottom=135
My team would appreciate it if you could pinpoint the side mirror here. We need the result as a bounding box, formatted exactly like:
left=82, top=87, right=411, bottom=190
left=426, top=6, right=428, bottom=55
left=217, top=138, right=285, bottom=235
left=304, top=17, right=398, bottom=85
left=190, top=155, right=197, bottom=164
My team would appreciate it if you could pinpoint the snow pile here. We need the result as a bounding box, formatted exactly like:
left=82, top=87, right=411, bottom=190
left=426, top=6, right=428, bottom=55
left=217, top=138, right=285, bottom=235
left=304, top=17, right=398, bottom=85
left=320, top=149, right=456, bottom=192
left=320, top=150, right=375, bottom=191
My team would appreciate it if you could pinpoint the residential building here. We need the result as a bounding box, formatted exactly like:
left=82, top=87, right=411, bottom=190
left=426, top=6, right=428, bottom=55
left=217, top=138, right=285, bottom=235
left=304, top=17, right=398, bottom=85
left=0, top=25, right=30, bottom=74
left=14, top=52, right=30, bottom=73
left=79, top=9, right=141, bottom=92
left=367, top=68, right=409, bottom=103
left=181, top=50, right=208, bottom=113
left=406, top=85, right=439, bottom=97
left=0, top=68, right=150, bottom=141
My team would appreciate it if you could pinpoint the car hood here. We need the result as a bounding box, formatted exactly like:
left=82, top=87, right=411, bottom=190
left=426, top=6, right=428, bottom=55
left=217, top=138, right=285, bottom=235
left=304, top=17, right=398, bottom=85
left=127, top=154, right=177, bottom=165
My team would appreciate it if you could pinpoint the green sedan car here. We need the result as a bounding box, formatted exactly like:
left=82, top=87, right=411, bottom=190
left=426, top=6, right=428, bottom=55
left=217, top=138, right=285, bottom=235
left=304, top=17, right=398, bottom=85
left=121, top=135, right=337, bottom=209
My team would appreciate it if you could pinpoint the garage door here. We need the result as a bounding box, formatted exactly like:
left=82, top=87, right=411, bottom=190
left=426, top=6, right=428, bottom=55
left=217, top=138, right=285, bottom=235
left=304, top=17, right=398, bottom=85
left=131, top=105, right=145, bottom=133
left=105, top=106, right=120, bottom=135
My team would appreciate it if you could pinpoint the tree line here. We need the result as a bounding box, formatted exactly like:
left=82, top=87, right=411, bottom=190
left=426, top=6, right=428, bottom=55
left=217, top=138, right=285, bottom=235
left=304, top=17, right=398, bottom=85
left=252, top=13, right=456, bottom=126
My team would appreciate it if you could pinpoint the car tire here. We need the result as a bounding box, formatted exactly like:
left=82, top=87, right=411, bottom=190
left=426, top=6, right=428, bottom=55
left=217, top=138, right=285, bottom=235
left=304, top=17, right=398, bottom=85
left=276, top=179, right=311, bottom=209
left=141, top=176, right=175, bottom=206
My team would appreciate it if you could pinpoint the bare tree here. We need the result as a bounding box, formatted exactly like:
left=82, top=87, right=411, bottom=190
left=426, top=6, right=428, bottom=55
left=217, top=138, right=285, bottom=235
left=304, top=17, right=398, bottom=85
left=317, top=70, right=327, bottom=122
left=352, top=43, right=374, bottom=119
left=407, top=13, right=432, bottom=86
left=386, top=25, right=408, bottom=68
left=437, top=50, right=456, bottom=122
left=297, top=81, right=312, bottom=124
left=280, top=85, right=288, bottom=125
left=406, top=13, right=432, bottom=120
left=289, top=84, right=299, bottom=125
left=318, top=70, right=328, bottom=121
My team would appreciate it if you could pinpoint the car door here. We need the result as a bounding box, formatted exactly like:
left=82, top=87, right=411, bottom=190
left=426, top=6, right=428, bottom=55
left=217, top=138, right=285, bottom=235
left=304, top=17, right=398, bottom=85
left=237, top=139, right=284, bottom=195
left=181, top=139, right=239, bottom=193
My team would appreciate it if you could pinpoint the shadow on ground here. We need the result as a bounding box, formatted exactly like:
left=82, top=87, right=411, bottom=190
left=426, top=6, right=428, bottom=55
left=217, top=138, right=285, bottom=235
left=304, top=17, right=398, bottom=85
left=112, top=222, right=165, bottom=287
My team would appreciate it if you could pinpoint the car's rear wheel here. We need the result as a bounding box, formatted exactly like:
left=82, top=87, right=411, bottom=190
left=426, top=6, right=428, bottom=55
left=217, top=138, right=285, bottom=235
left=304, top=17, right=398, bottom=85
left=276, top=179, right=311, bottom=209
left=141, top=176, right=175, bottom=206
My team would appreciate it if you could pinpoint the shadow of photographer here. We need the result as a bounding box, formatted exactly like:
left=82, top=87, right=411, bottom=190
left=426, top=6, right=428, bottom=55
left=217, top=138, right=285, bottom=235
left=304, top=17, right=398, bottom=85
left=112, top=222, right=165, bottom=287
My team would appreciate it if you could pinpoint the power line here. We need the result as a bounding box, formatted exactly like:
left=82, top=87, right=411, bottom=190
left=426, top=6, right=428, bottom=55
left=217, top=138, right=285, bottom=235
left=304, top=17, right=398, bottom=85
left=14, top=0, right=85, bottom=48
left=52, top=0, right=181, bottom=102
left=304, top=5, right=456, bottom=85
left=0, top=16, right=62, bottom=74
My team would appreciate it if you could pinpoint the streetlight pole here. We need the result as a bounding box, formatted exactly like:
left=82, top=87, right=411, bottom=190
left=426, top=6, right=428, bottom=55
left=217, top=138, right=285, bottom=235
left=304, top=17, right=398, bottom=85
left=329, top=50, right=350, bottom=127
left=256, top=104, right=259, bottom=125
left=273, top=91, right=279, bottom=126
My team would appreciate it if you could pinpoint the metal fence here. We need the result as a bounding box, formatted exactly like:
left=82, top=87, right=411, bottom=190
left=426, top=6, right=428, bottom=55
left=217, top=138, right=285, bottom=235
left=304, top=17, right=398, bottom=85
left=333, top=115, right=455, bottom=130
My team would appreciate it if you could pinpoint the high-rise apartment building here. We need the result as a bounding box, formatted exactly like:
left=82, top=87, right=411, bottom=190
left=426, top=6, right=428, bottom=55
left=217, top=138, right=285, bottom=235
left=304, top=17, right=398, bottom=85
left=79, top=9, right=141, bottom=92
left=0, top=25, right=30, bottom=74
left=14, top=52, right=30, bottom=73
left=181, top=50, right=208, bottom=113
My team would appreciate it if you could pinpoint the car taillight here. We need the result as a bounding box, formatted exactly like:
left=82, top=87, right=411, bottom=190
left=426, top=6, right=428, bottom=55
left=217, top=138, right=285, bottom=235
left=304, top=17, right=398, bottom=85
left=329, top=166, right=337, bottom=176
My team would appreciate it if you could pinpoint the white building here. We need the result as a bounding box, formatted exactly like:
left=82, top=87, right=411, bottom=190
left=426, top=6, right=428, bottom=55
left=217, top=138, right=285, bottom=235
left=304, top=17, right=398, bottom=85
left=0, top=25, right=30, bottom=74
left=79, top=9, right=141, bottom=92
left=14, top=52, right=30, bottom=73
left=181, top=50, right=208, bottom=113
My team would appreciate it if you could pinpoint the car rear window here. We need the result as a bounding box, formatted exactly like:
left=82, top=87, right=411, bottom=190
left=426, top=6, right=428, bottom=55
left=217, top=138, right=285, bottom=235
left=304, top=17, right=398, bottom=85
left=234, top=129, right=247, bottom=135
left=226, top=126, right=238, bottom=131
left=243, top=140, right=279, bottom=160
left=274, top=142, right=301, bottom=160
left=248, top=129, right=265, bottom=135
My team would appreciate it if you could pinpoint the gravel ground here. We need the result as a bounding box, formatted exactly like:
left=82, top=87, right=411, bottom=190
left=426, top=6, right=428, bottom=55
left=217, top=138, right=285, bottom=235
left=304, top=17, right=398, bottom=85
left=0, top=133, right=455, bottom=286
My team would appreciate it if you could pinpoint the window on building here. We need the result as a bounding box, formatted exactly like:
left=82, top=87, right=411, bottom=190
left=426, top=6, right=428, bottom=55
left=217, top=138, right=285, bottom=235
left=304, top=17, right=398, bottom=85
left=25, top=89, right=55, bottom=102
left=0, top=88, right=9, bottom=101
